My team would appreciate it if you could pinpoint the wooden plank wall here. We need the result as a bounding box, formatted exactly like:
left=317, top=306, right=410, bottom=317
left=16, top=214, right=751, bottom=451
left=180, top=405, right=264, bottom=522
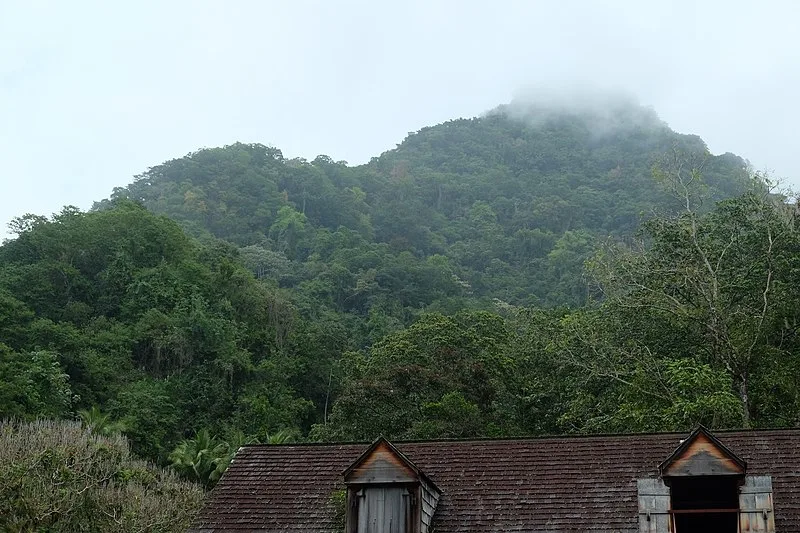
left=420, top=478, right=440, bottom=533
left=356, top=487, right=409, bottom=533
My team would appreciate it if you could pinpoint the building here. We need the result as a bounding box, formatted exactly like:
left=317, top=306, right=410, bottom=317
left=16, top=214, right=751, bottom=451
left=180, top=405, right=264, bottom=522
left=191, top=426, right=800, bottom=532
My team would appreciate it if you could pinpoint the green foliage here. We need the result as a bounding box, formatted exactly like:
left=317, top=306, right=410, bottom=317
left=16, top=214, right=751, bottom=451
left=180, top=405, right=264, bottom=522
left=167, top=427, right=292, bottom=488
left=168, top=429, right=230, bottom=489
left=0, top=202, right=312, bottom=462
left=314, top=311, right=515, bottom=440
left=0, top=345, right=72, bottom=419
left=659, top=359, right=742, bottom=427
left=588, top=187, right=800, bottom=427
left=329, top=488, right=347, bottom=532
left=0, top=419, right=203, bottom=532
left=2, top=100, right=797, bottom=493
left=101, top=108, right=750, bottom=314
left=79, top=405, right=127, bottom=437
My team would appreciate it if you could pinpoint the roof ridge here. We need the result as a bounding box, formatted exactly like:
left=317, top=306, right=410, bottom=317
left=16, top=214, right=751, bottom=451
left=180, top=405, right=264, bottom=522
left=239, top=426, right=800, bottom=448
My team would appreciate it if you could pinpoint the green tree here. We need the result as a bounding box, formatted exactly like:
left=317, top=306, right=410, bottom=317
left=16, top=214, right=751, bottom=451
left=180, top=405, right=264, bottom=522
left=316, top=311, right=514, bottom=440
left=589, top=178, right=800, bottom=427
left=168, top=429, right=229, bottom=489
left=0, top=345, right=72, bottom=419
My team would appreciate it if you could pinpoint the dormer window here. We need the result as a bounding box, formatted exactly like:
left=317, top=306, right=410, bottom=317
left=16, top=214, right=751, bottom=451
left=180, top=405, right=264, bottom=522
left=638, top=426, right=775, bottom=533
left=343, top=437, right=440, bottom=533
left=659, top=427, right=746, bottom=533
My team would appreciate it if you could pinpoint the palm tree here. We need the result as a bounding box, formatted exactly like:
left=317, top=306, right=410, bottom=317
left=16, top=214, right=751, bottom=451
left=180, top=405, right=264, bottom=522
left=170, top=428, right=291, bottom=488
left=78, top=406, right=126, bottom=436
left=169, top=429, right=228, bottom=489
left=263, top=429, right=294, bottom=444
left=208, top=430, right=259, bottom=485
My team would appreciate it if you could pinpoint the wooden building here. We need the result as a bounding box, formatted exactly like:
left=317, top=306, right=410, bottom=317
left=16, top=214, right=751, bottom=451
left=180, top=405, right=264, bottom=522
left=191, top=427, right=800, bottom=532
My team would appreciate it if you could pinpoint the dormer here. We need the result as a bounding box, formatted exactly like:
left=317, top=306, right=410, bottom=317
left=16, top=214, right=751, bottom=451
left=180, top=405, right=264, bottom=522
left=343, top=437, right=441, bottom=533
left=638, top=426, right=774, bottom=533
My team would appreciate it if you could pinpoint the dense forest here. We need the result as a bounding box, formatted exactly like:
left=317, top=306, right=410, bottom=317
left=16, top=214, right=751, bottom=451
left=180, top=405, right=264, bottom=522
left=3, top=98, right=799, bottom=526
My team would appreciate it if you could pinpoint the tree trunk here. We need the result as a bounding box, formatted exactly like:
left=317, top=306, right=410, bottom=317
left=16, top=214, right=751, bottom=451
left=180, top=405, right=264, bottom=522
left=739, top=374, right=751, bottom=428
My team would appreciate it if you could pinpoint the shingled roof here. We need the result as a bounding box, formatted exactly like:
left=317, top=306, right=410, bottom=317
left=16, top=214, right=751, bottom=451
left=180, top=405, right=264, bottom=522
left=191, top=429, right=800, bottom=532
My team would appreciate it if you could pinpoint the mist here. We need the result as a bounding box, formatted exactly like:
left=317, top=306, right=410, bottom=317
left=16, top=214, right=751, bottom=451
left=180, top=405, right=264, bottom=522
left=495, top=85, right=666, bottom=139
left=2, top=0, right=799, bottom=239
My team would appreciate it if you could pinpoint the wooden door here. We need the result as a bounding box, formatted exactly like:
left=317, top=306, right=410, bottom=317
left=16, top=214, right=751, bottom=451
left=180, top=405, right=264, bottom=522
left=357, top=486, right=409, bottom=533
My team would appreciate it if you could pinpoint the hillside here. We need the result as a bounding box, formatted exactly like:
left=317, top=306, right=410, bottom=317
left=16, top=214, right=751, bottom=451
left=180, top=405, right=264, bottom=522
left=6, top=97, right=797, bottom=489
left=99, top=98, right=750, bottom=313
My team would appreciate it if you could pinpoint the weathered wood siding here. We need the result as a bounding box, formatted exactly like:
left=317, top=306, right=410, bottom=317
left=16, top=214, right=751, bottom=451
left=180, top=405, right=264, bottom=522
left=739, top=476, right=775, bottom=533
left=347, top=442, right=418, bottom=484
left=356, top=487, right=409, bottom=533
left=662, top=432, right=744, bottom=476
left=638, top=478, right=671, bottom=533
left=420, top=478, right=440, bottom=533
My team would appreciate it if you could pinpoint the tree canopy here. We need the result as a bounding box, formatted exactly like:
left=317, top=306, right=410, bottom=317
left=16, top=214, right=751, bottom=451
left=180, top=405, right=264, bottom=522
left=1, top=99, right=797, bottom=530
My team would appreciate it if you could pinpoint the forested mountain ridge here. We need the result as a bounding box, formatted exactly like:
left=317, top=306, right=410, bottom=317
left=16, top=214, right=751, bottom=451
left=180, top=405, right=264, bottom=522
left=4, top=98, right=798, bottom=508
left=99, top=99, right=751, bottom=313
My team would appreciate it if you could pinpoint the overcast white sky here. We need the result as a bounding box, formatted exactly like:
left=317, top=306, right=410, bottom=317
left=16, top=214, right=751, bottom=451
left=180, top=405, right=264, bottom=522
left=2, top=1, right=799, bottom=238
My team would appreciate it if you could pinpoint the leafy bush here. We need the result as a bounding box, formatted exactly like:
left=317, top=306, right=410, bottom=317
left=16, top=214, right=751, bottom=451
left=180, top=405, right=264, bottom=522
left=0, top=419, right=203, bottom=532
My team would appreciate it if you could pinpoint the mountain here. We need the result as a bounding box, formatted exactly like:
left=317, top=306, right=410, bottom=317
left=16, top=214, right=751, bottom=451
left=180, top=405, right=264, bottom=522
left=98, top=98, right=750, bottom=311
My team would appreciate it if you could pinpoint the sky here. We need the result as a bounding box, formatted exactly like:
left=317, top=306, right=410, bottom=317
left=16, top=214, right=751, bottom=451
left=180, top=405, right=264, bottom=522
left=2, top=0, right=799, bottom=238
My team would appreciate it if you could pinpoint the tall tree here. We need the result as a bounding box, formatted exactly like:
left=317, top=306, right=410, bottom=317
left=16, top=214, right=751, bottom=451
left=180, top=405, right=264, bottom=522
left=590, top=167, right=800, bottom=427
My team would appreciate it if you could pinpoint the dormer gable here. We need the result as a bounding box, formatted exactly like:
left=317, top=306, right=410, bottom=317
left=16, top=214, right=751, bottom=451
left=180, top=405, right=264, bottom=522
left=659, top=425, right=747, bottom=477
left=344, top=437, right=424, bottom=485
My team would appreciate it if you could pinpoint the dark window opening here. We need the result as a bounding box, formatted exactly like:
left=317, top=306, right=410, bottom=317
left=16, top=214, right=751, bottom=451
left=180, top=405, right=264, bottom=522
left=670, top=476, right=739, bottom=533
